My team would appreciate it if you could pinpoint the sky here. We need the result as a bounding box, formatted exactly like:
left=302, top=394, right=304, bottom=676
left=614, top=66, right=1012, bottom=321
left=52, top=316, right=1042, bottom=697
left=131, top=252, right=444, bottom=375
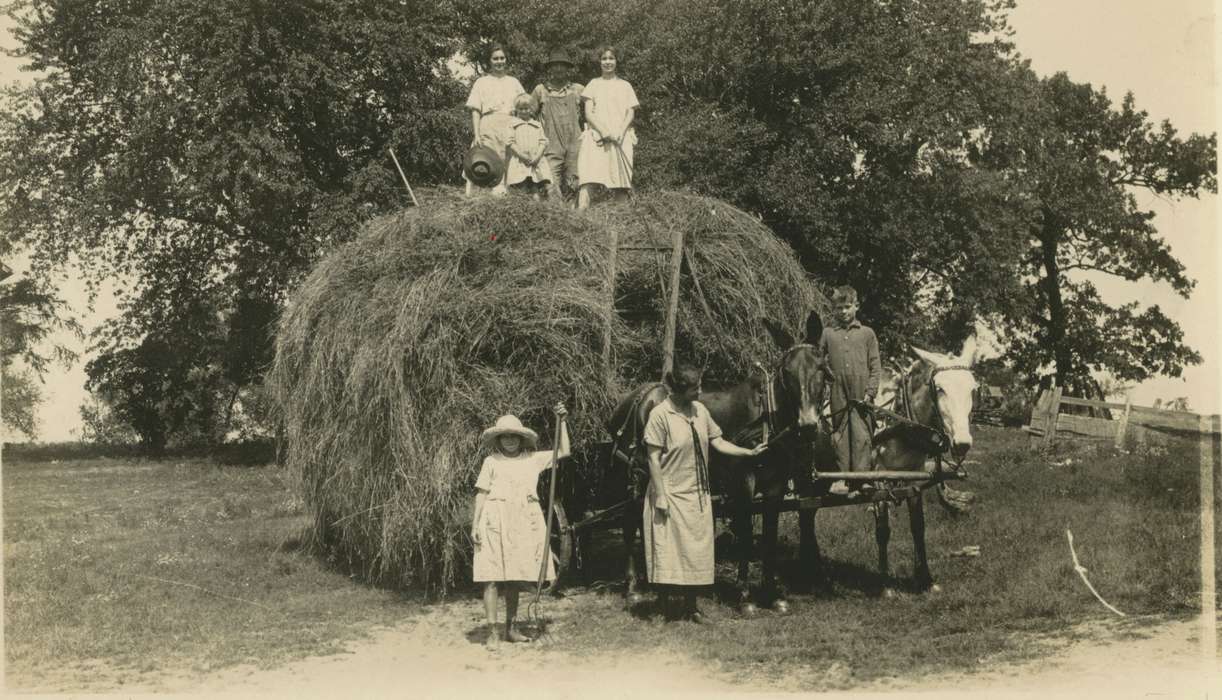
left=1, top=1, right=1218, bottom=441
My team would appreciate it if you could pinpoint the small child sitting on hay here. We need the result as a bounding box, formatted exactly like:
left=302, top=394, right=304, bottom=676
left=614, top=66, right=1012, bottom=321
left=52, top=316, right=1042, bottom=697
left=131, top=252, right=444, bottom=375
left=471, top=403, right=570, bottom=644
left=504, top=94, right=555, bottom=199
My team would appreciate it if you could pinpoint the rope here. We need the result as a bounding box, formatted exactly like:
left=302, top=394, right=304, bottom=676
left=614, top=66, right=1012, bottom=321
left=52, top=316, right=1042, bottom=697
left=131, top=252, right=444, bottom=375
left=1066, top=529, right=1127, bottom=617
left=688, top=419, right=711, bottom=511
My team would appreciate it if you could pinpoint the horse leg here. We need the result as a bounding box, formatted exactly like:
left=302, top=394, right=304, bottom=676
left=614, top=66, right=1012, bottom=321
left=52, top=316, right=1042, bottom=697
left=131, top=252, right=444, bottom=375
left=874, top=501, right=895, bottom=597
left=624, top=505, right=645, bottom=605
left=794, top=454, right=823, bottom=586
left=798, top=508, right=822, bottom=587
left=908, top=492, right=938, bottom=593
left=734, top=473, right=758, bottom=617
left=761, top=491, right=790, bottom=613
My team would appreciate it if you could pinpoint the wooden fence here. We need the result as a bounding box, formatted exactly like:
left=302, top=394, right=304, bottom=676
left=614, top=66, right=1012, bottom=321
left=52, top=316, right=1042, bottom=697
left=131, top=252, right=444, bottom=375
left=1023, top=385, right=1222, bottom=450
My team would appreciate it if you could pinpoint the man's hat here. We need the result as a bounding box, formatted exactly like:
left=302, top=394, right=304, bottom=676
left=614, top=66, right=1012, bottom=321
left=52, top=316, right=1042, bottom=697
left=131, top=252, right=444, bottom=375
left=543, top=49, right=574, bottom=69
left=463, top=144, right=504, bottom=187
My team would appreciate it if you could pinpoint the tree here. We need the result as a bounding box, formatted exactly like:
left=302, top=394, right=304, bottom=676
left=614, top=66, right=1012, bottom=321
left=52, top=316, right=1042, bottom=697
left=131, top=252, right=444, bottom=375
left=1, top=0, right=467, bottom=441
left=980, top=72, right=1215, bottom=393
left=0, top=265, right=82, bottom=440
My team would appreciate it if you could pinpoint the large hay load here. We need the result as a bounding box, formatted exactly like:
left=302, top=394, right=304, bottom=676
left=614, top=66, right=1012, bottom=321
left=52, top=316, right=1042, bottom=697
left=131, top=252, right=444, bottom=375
left=270, top=191, right=826, bottom=594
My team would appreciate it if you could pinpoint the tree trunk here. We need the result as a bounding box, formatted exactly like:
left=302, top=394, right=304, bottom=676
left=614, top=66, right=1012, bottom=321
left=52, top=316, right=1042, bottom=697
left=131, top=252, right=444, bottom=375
left=1039, top=218, right=1073, bottom=390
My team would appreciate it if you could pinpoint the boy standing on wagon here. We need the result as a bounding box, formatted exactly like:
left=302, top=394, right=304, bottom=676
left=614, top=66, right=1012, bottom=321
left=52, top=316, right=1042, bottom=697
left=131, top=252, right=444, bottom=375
left=819, top=286, right=882, bottom=495
left=530, top=50, right=584, bottom=201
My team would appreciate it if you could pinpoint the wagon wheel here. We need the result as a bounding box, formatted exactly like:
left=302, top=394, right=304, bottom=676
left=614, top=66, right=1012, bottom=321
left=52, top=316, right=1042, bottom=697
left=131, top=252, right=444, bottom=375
left=548, top=502, right=573, bottom=587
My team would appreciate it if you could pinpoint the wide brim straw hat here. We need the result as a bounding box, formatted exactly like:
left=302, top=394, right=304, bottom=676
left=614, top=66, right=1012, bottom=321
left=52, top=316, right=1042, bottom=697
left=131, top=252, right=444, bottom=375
left=543, top=49, right=574, bottom=69
left=464, top=144, right=505, bottom=187
left=481, top=415, right=539, bottom=450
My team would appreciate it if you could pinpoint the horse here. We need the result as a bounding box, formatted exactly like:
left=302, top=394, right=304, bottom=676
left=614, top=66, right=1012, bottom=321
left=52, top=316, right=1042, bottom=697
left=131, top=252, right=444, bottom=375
left=603, top=380, right=670, bottom=604
left=710, top=312, right=828, bottom=615
left=604, top=311, right=829, bottom=615
left=863, top=336, right=981, bottom=593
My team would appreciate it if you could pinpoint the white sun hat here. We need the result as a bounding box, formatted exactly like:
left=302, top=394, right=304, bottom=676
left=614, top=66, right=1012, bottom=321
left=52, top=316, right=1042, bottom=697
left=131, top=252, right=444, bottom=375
left=480, top=414, right=539, bottom=450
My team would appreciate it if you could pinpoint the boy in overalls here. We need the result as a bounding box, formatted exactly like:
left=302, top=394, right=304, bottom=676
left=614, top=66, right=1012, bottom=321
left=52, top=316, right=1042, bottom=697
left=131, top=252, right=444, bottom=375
left=819, top=286, right=882, bottom=495
left=531, top=50, right=584, bottom=201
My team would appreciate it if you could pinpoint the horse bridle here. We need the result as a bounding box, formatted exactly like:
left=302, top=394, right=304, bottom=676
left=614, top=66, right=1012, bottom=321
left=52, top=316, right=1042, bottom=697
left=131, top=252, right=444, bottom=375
left=901, top=362, right=975, bottom=469
left=755, top=343, right=826, bottom=446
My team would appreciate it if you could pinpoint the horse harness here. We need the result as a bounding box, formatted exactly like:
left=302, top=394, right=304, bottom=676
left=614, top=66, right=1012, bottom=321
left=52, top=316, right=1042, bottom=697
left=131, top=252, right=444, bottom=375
left=866, top=361, right=975, bottom=471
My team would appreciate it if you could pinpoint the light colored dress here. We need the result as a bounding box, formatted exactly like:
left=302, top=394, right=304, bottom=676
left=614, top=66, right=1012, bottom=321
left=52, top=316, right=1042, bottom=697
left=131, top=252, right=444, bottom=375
left=465, top=74, right=527, bottom=191
left=642, top=398, right=722, bottom=585
left=473, top=450, right=559, bottom=582
left=577, top=77, right=639, bottom=189
left=505, top=118, right=555, bottom=186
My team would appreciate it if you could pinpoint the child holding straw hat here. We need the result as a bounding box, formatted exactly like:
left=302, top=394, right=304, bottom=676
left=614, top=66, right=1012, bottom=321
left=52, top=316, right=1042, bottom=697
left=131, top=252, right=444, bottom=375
left=471, top=403, right=570, bottom=644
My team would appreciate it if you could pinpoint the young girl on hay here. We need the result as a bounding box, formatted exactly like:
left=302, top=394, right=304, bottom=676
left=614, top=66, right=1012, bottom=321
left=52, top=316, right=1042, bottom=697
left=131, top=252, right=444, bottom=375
left=471, top=403, right=570, bottom=644
left=505, top=93, right=556, bottom=199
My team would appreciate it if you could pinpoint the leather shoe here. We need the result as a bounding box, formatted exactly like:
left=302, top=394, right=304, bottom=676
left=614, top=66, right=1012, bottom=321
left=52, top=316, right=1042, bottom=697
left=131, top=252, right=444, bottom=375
left=829, top=480, right=849, bottom=496
left=686, top=610, right=714, bottom=625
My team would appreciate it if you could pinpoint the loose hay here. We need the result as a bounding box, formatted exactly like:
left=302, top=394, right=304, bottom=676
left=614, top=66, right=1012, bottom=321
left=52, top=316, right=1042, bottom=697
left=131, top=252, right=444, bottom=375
left=270, top=190, right=827, bottom=595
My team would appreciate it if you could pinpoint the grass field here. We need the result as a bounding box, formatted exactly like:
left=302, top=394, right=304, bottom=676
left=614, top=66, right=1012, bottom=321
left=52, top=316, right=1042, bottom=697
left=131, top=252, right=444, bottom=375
left=3, top=426, right=1215, bottom=691
left=2, top=453, right=413, bottom=690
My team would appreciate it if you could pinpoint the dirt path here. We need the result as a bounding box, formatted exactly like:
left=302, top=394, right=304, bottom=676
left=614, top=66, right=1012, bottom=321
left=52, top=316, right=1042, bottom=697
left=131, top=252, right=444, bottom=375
left=16, top=601, right=1210, bottom=699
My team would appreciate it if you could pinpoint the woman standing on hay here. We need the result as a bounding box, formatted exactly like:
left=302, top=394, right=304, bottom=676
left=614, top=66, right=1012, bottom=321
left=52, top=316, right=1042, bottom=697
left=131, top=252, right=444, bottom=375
left=576, top=46, right=638, bottom=210
left=465, top=44, right=526, bottom=196
left=471, top=404, right=570, bottom=644
left=644, top=364, right=766, bottom=624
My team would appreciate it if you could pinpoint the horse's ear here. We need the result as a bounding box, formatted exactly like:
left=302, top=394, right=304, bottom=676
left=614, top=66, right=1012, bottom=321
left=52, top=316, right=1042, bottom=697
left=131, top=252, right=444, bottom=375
left=910, top=345, right=940, bottom=366
left=804, top=311, right=823, bottom=345
left=959, top=335, right=979, bottom=366
left=762, top=318, right=795, bottom=350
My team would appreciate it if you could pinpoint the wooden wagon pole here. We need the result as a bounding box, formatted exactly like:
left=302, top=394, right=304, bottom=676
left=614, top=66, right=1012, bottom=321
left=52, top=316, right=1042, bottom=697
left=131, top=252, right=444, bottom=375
left=603, top=226, right=620, bottom=393
left=388, top=148, right=420, bottom=207
left=661, top=227, right=685, bottom=380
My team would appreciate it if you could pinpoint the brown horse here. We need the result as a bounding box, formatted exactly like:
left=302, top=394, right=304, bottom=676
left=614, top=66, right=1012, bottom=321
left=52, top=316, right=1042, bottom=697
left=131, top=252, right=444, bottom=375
left=709, top=311, right=829, bottom=614
left=605, top=312, right=829, bottom=614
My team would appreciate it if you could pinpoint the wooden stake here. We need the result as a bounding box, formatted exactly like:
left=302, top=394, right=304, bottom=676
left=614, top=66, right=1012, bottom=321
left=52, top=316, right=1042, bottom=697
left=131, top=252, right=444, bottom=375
left=1114, top=394, right=1132, bottom=449
left=603, top=226, right=620, bottom=393
left=1043, top=385, right=1063, bottom=450
left=661, top=227, right=685, bottom=380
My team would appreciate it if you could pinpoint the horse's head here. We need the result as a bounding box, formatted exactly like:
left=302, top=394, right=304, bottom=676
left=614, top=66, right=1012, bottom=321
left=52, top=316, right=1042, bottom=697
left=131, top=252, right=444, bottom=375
left=763, top=312, right=828, bottom=441
left=910, top=337, right=980, bottom=460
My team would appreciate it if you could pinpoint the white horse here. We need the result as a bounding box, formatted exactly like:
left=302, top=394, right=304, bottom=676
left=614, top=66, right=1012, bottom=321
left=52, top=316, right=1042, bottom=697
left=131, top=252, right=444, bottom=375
left=865, top=337, right=981, bottom=593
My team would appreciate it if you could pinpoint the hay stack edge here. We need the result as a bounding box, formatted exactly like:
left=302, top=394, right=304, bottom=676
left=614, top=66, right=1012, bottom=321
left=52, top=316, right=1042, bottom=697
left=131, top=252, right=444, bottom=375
left=270, top=190, right=827, bottom=594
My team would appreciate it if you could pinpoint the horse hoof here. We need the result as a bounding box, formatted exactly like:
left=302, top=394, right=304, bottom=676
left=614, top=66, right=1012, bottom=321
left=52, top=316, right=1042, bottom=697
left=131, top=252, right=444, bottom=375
left=740, top=602, right=759, bottom=618
left=773, top=599, right=791, bottom=615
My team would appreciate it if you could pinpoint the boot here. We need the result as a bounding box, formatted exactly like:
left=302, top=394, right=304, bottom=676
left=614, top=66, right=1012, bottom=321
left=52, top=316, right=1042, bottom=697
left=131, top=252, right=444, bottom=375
left=683, top=591, right=714, bottom=625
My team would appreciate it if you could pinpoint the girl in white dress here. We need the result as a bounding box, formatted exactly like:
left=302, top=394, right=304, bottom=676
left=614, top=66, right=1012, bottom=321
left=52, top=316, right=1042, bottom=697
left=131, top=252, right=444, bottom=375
left=465, top=44, right=526, bottom=196
left=505, top=94, right=555, bottom=198
left=471, top=404, right=570, bottom=644
left=577, top=46, right=639, bottom=209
